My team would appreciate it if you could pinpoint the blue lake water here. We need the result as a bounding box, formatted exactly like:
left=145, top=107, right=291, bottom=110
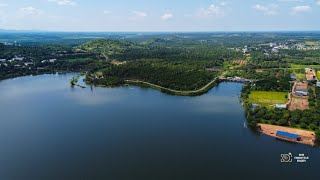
left=0, top=74, right=318, bottom=180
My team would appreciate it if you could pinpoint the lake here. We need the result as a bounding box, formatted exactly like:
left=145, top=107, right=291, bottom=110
left=0, top=74, right=318, bottom=180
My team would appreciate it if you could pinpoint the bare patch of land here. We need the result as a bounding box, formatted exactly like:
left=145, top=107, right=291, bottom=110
left=294, top=81, right=308, bottom=92
left=232, top=59, right=247, bottom=66
left=288, top=82, right=309, bottom=110
left=288, top=94, right=309, bottom=111
left=258, top=123, right=316, bottom=146
left=111, top=60, right=127, bottom=65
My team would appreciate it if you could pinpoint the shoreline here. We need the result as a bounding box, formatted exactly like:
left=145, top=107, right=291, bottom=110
left=124, top=78, right=219, bottom=96
left=87, top=76, right=251, bottom=96
left=258, top=123, right=317, bottom=147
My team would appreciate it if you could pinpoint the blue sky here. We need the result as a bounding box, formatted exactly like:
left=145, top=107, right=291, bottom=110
left=0, top=0, right=319, bottom=31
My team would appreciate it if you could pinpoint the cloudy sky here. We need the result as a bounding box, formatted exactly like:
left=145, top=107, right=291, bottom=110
left=0, top=0, right=319, bottom=31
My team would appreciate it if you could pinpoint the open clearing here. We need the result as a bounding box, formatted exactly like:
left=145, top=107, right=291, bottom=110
left=288, top=95, right=309, bottom=111
left=258, top=123, right=315, bottom=146
left=249, top=91, right=288, bottom=106
left=232, top=59, right=247, bottom=66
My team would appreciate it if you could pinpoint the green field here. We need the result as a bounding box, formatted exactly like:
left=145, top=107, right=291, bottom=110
left=291, top=68, right=306, bottom=80
left=249, top=91, right=288, bottom=106
left=291, top=64, right=320, bottom=69
left=317, top=71, right=320, bottom=80
left=295, top=73, right=306, bottom=80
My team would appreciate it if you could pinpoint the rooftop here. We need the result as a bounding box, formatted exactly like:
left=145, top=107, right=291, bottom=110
left=276, top=131, right=299, bottom=139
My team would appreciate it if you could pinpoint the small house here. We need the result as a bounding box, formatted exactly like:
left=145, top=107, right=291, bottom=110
left=295, top=90, right=308, bottom=96
left=290, top=75, right=296, bottom=81
left=49, top=59, right=57, bottom=63
left=251, top=104, right=259, bottom=110
left=275, top=104, right=287, bottom=109
left=276, top=131, right=300, bottom=141
left=305, top=68, right=313, bottom=73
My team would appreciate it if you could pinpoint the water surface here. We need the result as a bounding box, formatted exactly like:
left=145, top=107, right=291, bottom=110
left=0, top=74, right=318, bottom=180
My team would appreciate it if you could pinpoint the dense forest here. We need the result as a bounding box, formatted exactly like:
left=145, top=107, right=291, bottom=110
left=79, top=39, right=243, bottom=90
left=88, top=59, right=217, bottom=91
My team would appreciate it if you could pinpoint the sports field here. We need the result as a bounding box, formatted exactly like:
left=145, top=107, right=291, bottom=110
left=249, top=91, right=288, bottom=106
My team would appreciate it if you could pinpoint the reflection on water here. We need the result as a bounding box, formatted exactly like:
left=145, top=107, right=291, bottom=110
left=66, top=89, right=125, bottom=106
left=191, top=95, right=240, bottom=114
left=0, top=74, right=67, bottom=100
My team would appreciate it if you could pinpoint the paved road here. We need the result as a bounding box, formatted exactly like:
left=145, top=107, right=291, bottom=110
left=125, top=77, right=218, bottom=94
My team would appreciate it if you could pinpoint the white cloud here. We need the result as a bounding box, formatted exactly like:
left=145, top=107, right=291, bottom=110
left=253, top=4, right=278, bottom=15
left=317, top=1, right=320, bottom=5
left=103, top=10, right=111, bottom=14
left=132, top=11, right=147, bottom=17
left=48, top=0, right=77, bottom=6
left=161, top=13, right=173, bottom=21
left=197, top=3, right=227, bottom=18
left=129, top=11, right=147, bottom=21
left=20, top=6, right=43, bottom=15
left=291, top=5, right=311, bottom=14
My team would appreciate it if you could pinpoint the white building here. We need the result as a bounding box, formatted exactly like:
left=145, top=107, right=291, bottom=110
left=275, top=104, right=287, bottom=109
left=49, top=59, right=57, bottom=63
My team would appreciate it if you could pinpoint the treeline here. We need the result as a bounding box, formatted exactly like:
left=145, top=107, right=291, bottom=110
left=282, top=49, right=320, bottom=58
left=245, top=52, right=289, bottom=69
left=77, top=39, right=243, bottom=64
left=0, top=59, right=108, bottom=80
left=248, top=106, right=320, bottom=130
left=282, top=49, right=320, bottom=65
left=0, top=44, right=70, bottom=59
left=115, top=46, right=243, bottom=63
left=0, top=43, right=95, bottom=63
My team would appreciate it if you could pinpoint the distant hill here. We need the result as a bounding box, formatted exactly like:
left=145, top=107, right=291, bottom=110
left=75, top=39, right=134, bottom=60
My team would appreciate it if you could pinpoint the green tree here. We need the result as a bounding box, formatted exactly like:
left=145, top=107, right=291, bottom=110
left=316, top=130, right=320, bottom=143
left=309, top=123, right=317, bottom=131
left=300, top=122, right=308, bottom=129
left=278, top=119, right=289, bottom=126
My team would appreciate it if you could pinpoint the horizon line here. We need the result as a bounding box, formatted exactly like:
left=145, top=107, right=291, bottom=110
left=1, top=29, right=320, bottom=33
